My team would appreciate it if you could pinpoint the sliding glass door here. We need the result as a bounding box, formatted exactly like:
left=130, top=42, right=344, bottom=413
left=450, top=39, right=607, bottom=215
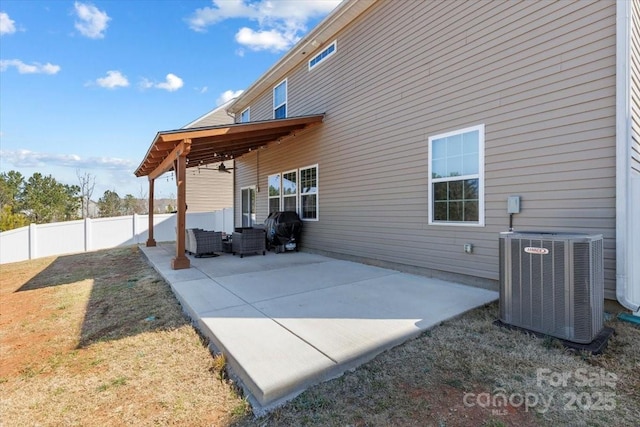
left=241, top=186, right=256, bottom=227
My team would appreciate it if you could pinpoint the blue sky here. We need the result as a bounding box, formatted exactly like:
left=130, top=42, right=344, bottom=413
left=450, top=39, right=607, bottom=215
left=0, top=0, right=340, bottom=199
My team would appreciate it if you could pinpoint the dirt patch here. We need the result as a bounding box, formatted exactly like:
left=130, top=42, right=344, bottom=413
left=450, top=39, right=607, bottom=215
left=0, top=261, right=91, bottom=378
left=0, top=247, right=249, bottom=426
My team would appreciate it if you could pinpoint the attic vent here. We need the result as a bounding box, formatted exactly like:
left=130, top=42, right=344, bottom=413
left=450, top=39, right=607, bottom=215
left=309, top=40, right=337, bottom=70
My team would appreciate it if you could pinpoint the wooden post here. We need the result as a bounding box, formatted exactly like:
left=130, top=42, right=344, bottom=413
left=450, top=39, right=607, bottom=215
left=146, top=178, right=156, bottom=247
left=171, top=141, right=190, bottom=269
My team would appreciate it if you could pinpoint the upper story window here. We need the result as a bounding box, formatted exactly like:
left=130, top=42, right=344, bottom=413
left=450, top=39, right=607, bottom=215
left=308, top=40, right=337, bottom=71
left=240, top=107, right=250, bottom=123
left=428, top=124, right=485, bottom=226
left=273, top=79, right=287, bottom=119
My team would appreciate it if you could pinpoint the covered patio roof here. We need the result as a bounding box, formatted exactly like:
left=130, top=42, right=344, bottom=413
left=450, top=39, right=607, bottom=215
left=135, top=113, right=324, bottom=270
left=134, top=114, right=325, bottom=178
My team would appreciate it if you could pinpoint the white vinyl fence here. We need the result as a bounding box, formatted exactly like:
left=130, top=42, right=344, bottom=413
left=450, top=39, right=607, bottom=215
left=0, top=208, right=234, bottom=264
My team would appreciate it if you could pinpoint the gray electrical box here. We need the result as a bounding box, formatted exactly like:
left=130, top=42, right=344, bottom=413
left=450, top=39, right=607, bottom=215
left=507, top=196, right=520, bottom=214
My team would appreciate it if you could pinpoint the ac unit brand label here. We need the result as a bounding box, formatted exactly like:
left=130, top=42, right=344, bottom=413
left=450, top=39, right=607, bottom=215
left=524, top=247, right=549, bottom=255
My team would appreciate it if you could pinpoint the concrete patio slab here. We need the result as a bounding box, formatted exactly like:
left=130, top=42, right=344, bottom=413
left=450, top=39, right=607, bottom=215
left=141, top=248, right=173, bottom=266
left=198, top=304, right=336, bottom=408
left=216, top=259, right=395, bottom=303
left=140, top=244, right=498, bottom=414
left=171, top=278, right=246, bottom=317
left=191, top=251, right=328, bottom=279
left=255, top=274, right=498, bottom=365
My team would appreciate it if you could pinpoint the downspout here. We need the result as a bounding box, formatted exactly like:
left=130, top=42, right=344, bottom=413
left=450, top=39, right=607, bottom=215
left=615, top=0, right=639, bottom=312
left=225, top=99, right=239, bottom=230
left=233, top=157, right=237, bottom=230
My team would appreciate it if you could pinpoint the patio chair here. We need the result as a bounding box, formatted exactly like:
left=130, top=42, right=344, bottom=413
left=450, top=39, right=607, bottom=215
left=232, top=227, right=266, bottom=258
left=186, top=228, right=223, bottom=257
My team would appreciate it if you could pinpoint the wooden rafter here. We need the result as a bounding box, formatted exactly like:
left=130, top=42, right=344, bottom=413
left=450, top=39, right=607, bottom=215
left=148, top=139, right=192, bottom=180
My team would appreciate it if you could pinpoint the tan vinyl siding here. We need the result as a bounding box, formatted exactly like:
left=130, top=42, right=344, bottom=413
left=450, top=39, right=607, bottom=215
left=184, top=104, right=234, bottom=212
left=235, top=0, right=617, bottom=292
left=185, top=103, right=233, bottom=128
left=186, top=168, right=233, bottom=213
left=237, top=90, right=274, bottom=122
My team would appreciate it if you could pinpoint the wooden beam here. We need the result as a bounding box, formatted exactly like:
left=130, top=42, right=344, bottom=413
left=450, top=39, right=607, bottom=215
left=148, top=139, right=192, bottom=181
left=157, top=114, right=324, bottom=143
left=153, top=140, right=177, bottom=152
left=148, top=151, right=168, bottom=159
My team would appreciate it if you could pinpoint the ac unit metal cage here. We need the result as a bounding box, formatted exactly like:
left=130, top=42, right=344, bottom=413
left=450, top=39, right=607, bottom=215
left=499, top=231, right=604, bottom=344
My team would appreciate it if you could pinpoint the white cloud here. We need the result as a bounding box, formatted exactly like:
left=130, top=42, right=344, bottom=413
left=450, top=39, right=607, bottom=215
left=0, top=12, right=16, bottom=35
left=187, top=0, right=341, bottom=52
left=235, top=27, right=297, bottom=52
left=95, top=70, right=129, bottom=89
left=74, top=2, right=110, bottom=39
left=140, top=73, right=184, bottom=92
left=156, top=73, right=183, bottom=92
left=0, top=59, right=61, bottom=74
left=0, top=149, right=134, bottom=170
left=216, top=89, right=243, bottom=106
left=187, top=0, right=253, bottom=31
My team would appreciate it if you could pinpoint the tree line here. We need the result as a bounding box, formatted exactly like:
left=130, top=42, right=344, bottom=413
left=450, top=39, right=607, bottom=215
left=0, top=170, right=173, bottom=232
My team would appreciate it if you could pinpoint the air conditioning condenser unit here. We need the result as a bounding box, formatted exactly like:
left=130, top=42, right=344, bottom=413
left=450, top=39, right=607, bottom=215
left=499, top=231, right=604, bottom=344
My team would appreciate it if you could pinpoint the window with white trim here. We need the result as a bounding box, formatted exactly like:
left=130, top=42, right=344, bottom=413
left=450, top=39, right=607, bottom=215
left=300, top=165, right=318, bottom=220
left=428, top=125, right=484, bottom=225
left=282, top=170, right=297, bottom=211
left=308, top=40, right=337, bottom=71
left=268, top=174, right=281, bottom=214
left=273, top=79, right=287, bottom=119
left=267, top=166, right=318, bottom=220
left=240, top=107, right=250, bottom=123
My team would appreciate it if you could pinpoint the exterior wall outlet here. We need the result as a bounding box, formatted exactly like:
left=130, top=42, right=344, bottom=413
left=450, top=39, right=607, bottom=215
left=464, top=243, right=473, bottom=254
